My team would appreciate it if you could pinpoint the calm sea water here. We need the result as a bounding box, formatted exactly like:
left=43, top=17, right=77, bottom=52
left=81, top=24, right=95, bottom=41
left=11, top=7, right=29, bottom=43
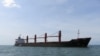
left=0, top=45, right=100, bottom=56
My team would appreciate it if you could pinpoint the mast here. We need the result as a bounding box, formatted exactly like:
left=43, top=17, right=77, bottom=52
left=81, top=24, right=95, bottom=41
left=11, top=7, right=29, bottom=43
left=34, top=34, right=37, bottom=44
left=58, top=30, right=61, bottom=43
left=77, top=29, right=80, bottom=38
left=26, top=35, right=29, bottom=43
left=18, top=34, right=21, bottom=39
left=45, top=33, right=47, bottom=43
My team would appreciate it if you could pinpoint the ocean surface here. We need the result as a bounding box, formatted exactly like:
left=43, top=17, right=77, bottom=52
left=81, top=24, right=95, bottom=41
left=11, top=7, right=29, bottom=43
left=0, top=45, right=100, bottom=56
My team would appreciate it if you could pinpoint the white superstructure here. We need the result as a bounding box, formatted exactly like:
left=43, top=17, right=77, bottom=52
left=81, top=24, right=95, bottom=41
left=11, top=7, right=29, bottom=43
left=16, top=37, right=25, bottom=44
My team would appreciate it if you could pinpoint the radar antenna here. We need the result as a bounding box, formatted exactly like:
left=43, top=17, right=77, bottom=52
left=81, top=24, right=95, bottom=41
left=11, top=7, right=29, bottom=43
left=77, top=29, right=80, bottom=38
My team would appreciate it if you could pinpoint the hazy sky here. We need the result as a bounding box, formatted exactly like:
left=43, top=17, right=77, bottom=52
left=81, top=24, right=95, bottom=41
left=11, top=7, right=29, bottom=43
left=0, top=0, right=100, bottom=45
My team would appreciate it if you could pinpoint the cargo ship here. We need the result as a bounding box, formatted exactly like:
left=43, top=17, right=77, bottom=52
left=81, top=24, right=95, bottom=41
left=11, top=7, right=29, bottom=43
left=15, top=30, right=91, bottom=47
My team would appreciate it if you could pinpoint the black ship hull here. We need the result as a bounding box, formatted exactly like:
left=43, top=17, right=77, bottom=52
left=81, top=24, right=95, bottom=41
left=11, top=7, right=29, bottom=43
left=15, top=37, right=91, bottom=47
